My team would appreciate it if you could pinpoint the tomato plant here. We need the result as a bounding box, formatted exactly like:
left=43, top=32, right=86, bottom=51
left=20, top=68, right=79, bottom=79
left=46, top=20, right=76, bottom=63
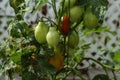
left=0, top=0, right=120, bottom=80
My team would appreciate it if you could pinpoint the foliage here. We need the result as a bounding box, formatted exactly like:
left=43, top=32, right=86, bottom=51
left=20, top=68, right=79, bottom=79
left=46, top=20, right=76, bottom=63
left=0, top=0, right=120, bottom=80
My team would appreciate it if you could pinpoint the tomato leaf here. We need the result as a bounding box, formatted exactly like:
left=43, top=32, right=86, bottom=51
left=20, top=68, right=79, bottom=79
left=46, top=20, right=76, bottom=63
left=33, top=57, right=56, bottom=74
left=10, top=50, right=22, bottom=64
left=112, top=50, right=120, bottom=68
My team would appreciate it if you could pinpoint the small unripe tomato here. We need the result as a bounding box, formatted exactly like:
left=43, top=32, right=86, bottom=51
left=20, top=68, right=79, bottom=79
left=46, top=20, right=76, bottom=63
left=67, top=31, right=79, bottom=48
left=83, top=7, right=98, bottom=29
left=46, top=27, right=60, bottom=48
left=64, top=0, right=76, bottom=8
left=70, top=6, right=84, bottom=22
left=34, top=22, right=49, bottom=44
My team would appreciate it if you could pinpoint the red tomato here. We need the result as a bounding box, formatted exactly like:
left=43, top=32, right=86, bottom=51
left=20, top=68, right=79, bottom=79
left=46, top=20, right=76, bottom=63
left=60, top=15, right=69, bottom=35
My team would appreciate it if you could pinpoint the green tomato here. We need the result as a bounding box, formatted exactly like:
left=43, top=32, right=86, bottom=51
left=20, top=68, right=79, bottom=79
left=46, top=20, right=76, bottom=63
left=83, top=11, right=98, bottom=29
left=70, top=6, right=84, bottom=22
left=34, top=22, right=49, bottom=44
left=68, top=31, right=79, bottom=48
left=46, top=27, right=60, bottom=48
left=64, top=0, right=76, bottom=8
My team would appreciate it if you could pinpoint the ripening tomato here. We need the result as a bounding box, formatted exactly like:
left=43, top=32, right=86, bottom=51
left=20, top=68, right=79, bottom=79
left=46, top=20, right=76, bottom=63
left=48, top=52, right=64, bottom=71
left=46, top=27, right=60, bottom=48
left=60, top=15, right=69, bottom=35
left=34, top=22, right=49, bottom=44
left=70, top=6, right=84, bottom=22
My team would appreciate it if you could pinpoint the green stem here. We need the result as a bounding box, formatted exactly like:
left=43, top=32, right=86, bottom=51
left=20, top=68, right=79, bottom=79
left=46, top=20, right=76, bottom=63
left=82, top=57, right=120, bottom=71
left=112, top=70, right=117, bottom=80
left=81, top=57, right=120, bottom=78
left=72, top=68, right=86, bottom=80
left=51, top=0, right=58, bottom=20
left=41, top=17, right=58, bottom=27
left=63, top=63, right=86, bottom=80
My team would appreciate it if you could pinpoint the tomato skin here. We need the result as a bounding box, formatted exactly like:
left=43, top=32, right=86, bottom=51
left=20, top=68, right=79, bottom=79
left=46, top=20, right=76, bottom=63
left=68, top=31, right=79, bottom=48
left=70, top=6, right=84, bottom=22
left=64, top=0, right=76, bottom=8
left=46, top=27, right=60, bottom=48
left=48, top=53, right=64, bottom=71
left=83, top=7, right=98, bottom=29
left=34, top=22, right=49, bottom=44
left=60, top=15, right=69, bottom=35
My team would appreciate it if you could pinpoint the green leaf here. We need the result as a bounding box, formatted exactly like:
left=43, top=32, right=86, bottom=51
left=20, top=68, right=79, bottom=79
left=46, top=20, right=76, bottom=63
left=8, top=20, right=29, bottom=38
left=9, top=0, right=25, bottom=14
left=32, top=0, right=48, bottom=13
left=22, top=71, right=37, bottom=80
left=113, top=50, right=120, bottom=68
left=95, top=26, right=115, bottom=35
left=10, top=50, right=22, bottom=64
left=33, top=57, right=56, bottom=74
left=17, top=21, right=29, bottom=38
left=8, top=21, right=21, bottom=38
left=92, top=74, right=110, bottom=80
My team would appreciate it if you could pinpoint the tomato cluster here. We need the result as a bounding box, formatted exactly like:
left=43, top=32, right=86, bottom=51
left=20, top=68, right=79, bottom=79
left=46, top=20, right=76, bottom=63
left=34, top=0, right=99, bottom=71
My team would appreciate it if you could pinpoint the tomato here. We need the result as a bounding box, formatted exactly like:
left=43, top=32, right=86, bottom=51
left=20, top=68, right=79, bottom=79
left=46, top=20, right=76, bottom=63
left=67, top=31, right=79, bottom=48
left=60, top=15, right=69, bottom=35
left=48, top=51, right=64, bottom=71
left=34, top=22, right=49, bottom=44
left=46, top=27, right=60, bottom=48
left=64, top=0, right=76, bottom=8
left=70, top=6, right=84, bottom=22
left=83, top=8, right=98, bottom=29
